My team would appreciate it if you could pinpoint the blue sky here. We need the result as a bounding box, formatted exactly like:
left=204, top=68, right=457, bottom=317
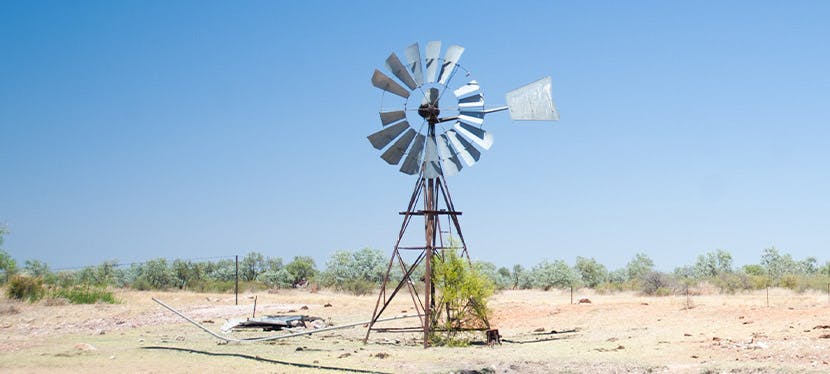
left=1, top=1, right=829, bottom=271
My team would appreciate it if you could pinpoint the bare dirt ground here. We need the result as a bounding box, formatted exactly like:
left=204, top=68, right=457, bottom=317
left=2, top=287, right=830, bottom=373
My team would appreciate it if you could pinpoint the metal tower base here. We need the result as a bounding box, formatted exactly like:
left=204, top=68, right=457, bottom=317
left=364, top=171, right=488, bottom=348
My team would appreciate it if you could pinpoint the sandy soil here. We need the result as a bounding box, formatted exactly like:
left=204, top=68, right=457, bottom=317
left=1, top=287, right=830, bottom=373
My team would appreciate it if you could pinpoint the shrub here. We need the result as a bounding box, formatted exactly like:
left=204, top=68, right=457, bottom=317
left=321, top=248, right=384, bottom=288
left=712, top=272, right=751, bottom=294
left=0, top=249, right=17, bottom=285
left=748, top=274, right=768, bottom=290
left=431, top=249, right=494, bottom=345
left=653, top=287, right=673, bottom=296
left=574, top=257, right=608, bottom=288
left=51, top=286, right=118, bottom=304
left=779, top=274, right=798, bottom=290
left=240, top=252, right=266, bottom=282
left=337, top=279, right=375, bottom=296
left=693, top=250, right=733, bottom=279
left=641, top=271, right=674, bottom=296
left=531, top=259, right=576, bottom=290
left=285, top=256, right=318, bottom=287
left=626, top=253, right=655, bottom=281
left=6, top=275, right=45, bottom=302
left=140, top=258, right=176, bottom=289
left=259, top=268, right=293, bottom=289
left=130, top=277, right=152, bottom=291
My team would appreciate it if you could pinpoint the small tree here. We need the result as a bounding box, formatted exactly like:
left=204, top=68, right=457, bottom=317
left=140, top=258, right=175, bottom=289
left=0, top=227, right=17, bottom=284
left=259, top=268, right=293, bottom=288
left=206, top=259, right=236, bottom=282
left=23, top=259, right=50, bottom=278
left=258, top=256, right=292, bottom=288
left=75, top=266, right=98, bottom=286
left=531, top=259, right=576, bottom=290
left=760, top=246, right=802, bottom=286
left=320, top=248, right=384, bottom=294
left=693, top=249, right=733, bottom=279
left=495, top=266, right=513, bottom=290
left=285, top=256, right=317, bottom=287
left=240, top=252, right=266, bottom=281
left=172, top=259, right=203, bottom=289
left=431, top=249, right=494, bottom=345
left=625, top=253, right=655, bottom=282
left=641, top=271, right=674, bottom=296
left=264, top=256, right=284, bottom=272
left=574, top=256, right=608, bottom=288
left=473, top=261, right=497, bottom=286
left=511, top=264, right=531, bottom=289
left=798, top=257, right=818, bottom=275
left=95, top=260, right=118, bottom=286
left=742, top=264, right=765, bottom=276
left=607, top=268, right=627, bottom=284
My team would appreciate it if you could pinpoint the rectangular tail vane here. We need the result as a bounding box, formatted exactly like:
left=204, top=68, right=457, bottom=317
left=505, top=76, right=559, bottom=121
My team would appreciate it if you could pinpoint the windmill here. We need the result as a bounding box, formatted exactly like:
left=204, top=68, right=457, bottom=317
left=364, top=41, right=558, bottom=347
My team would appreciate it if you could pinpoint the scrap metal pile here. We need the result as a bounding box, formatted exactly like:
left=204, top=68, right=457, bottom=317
left=221, top=315, right=326, bottom=332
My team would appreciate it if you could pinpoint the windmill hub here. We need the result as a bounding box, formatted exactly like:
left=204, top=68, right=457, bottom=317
left=417, top=102, right=440, bottom=123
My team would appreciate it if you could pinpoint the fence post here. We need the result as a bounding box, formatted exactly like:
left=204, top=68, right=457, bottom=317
left=235, top=255, right=239, bottom=306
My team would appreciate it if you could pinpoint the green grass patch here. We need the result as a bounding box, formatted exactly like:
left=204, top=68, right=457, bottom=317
left=6, top=275, right=45, bottom=302
left=52, top=286, right=119, bottom=304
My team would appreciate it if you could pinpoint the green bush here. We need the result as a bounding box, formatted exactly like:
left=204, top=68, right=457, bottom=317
left=428, top=331, right=471, bottom=347
left=0, top=249, right=16, bottom=285
left=6, top=275, right=45, bottom=302
left=337, top=279, right=375, bottom=296
left=430, top=249, right=494, bottom=345
left=531, top=259, right=576, bottom=290
left=574, top=257, right=608, bottom=288
left=641, top=271, right=674, bottom=296
left=712, top=272, right=751, bottom=294
left=748, top=275, right=768, bottom=290
left=653, top=287, right=673, bottom=296
left=779, top=274, right=798, bottom=290
left=130, top=277, right=152, bottom=291
left=52, top=286, right=118, bottom=304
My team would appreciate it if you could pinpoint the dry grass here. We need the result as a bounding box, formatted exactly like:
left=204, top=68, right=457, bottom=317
left=0, top=288, right=829, bottom=373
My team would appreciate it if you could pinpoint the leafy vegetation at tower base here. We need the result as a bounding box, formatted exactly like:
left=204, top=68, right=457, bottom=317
left=430, top=249, right=494, bottom=346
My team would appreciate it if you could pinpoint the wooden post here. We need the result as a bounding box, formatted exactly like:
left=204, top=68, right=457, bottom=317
left=235, top=255, right=239, bottom=306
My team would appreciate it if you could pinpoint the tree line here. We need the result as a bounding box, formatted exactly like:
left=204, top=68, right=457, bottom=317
left=2, top=238, right=829, bottom=297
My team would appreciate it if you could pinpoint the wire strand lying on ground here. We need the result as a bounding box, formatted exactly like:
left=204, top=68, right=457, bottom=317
left=141, top=346, right=390, bottom=374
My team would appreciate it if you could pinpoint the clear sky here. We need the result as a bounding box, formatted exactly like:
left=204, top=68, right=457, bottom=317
left=1, top=1, right=829, bottom=271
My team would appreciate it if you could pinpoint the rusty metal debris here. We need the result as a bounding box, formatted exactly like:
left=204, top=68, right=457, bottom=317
left=221, top=315, right=325, bottom=332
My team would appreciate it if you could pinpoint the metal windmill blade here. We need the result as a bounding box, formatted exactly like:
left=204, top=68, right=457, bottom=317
left=424, top=41, right=441, bottom=83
